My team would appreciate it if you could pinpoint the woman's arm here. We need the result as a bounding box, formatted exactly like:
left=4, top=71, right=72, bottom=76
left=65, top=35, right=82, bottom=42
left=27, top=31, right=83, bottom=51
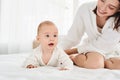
left=59, top=5, right=85, bottom=50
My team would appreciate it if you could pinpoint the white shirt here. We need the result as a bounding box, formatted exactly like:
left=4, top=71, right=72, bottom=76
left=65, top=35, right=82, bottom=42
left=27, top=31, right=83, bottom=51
left=59, top=1, right=120, bottom=57
left=23, top=46, right=73, bottom=69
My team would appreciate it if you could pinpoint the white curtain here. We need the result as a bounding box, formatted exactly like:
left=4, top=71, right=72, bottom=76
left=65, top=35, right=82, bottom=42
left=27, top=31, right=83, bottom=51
left=0, top=0, right=73, bottom=54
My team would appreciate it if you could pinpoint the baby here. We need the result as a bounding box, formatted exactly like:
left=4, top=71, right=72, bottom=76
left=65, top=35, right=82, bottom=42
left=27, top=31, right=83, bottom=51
left=23, top=21, right=73, bottom=70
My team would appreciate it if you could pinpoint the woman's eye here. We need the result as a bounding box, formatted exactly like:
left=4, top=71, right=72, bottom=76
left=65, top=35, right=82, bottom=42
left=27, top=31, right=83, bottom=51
left=46, top=35, right=49, bottom=37
left=101, top=0, right=105, bottom=2
left=109, top=6, right=114, bottom=10
left=54, top=35, right=57, bottom=37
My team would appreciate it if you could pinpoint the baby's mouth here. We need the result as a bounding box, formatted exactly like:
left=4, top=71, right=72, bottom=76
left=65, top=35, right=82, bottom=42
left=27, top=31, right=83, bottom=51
left=48, top=43, right=54, bottom=46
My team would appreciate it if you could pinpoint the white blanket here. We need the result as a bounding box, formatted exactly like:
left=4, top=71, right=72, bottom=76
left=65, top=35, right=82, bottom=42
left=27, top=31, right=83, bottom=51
left=0, top=53, right=120, bottom=80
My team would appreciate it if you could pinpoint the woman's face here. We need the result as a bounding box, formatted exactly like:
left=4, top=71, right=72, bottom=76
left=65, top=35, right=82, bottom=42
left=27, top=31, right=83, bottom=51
left=97, top=0, right=120, bottom=18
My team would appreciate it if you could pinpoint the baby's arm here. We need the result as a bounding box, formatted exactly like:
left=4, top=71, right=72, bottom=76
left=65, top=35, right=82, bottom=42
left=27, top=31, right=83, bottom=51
left=58, top=49, right=73, bottom=70
left=58, top=62, right=70, bottom=70
left=23, top=53, right=39, bottom=69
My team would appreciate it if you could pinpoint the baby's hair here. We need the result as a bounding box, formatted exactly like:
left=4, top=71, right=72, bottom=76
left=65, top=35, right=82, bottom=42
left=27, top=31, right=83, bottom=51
left=37, top=21, right=56, bottom=35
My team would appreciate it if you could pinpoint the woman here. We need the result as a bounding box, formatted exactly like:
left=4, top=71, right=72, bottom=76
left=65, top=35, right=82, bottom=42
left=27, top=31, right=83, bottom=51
left=59, top=0, right=120, bottom=69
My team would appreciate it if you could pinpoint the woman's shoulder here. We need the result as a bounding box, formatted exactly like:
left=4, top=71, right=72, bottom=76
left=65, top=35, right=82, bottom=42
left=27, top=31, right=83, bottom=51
left=78, top=0, right=97, bottom=10
left=82, top=0, right=97, bottom=5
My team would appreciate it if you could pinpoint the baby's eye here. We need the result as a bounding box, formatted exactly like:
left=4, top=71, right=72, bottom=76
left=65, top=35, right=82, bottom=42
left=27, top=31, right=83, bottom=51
left=54, top=35, right=57, bottom=37
left=46, top=35, right=49, bottom=37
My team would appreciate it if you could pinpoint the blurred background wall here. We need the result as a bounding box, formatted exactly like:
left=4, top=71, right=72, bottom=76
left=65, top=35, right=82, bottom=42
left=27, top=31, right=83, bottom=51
left=0, top=0, right=95, bottom=54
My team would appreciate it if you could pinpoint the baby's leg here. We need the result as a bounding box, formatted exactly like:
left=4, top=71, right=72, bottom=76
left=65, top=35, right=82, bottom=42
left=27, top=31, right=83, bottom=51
left=105, top=57, right=120, bottom=69
left=72, top=52, right=104, bottom=69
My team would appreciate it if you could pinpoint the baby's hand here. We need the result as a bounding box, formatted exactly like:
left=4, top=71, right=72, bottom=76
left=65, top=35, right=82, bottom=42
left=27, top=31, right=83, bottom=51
left=26, top=64, right=37, bottom=69
left=59, top=67, right=68, bottom=70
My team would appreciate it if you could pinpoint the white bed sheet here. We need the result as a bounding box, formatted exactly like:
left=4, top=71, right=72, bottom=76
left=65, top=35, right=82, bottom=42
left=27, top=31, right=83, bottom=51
left=0, top=53, right=120, bottom=80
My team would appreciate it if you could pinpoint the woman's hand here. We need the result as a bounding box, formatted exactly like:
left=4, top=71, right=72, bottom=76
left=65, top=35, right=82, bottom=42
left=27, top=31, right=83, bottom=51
left=65, top=48, right=78, bottom=55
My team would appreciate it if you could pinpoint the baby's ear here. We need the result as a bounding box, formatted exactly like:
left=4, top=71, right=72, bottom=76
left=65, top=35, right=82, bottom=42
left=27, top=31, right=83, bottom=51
left=36, top=35, right=40, bottom=41
left=32, top=36, right=40, bottom=49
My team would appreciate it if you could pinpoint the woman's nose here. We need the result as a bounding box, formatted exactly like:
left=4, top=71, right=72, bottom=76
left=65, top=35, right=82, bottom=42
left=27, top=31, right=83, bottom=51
left=101, top=5, right=107, bottom=11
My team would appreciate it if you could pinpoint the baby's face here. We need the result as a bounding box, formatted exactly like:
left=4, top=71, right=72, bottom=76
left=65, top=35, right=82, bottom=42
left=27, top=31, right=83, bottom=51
left=37, top=25, right=58, bottom=50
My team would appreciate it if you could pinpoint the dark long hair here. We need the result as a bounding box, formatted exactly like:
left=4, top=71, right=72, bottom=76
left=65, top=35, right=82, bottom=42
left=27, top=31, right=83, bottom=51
left=113, top=0, right=120, bottom=31
left=93, top=0, right=120, bottom=31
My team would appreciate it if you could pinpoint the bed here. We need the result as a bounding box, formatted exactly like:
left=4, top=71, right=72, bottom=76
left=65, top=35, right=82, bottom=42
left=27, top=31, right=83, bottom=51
left=0, top=53, right=120, bottom=80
